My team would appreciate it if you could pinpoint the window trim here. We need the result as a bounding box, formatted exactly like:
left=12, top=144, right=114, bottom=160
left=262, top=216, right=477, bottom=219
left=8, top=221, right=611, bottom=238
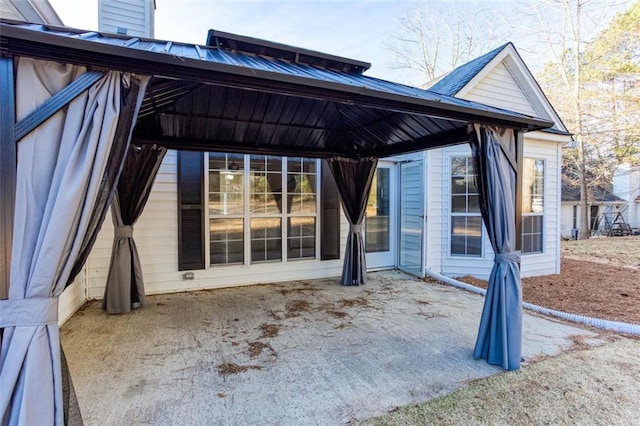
left=205, top=153, right=320, bottom=268
left=521, top=157, right=545, bottom=255
left=448, top=155, right=483, bottom=258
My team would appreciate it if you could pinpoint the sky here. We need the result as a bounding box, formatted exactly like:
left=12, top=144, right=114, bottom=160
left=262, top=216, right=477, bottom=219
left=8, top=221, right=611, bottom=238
left=47, top=0, right=634, bottom=87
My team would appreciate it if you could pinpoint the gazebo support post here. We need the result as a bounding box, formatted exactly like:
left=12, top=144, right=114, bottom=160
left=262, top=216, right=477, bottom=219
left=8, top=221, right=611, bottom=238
left=0, top=56, right=16, bottom=306
left=514, top=130, right=524, bottom=253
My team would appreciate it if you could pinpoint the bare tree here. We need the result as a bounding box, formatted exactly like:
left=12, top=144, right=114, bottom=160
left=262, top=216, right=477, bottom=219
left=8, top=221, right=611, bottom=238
left=386, top=1, right=508, bottom=83
left=529, top=0, right=639, bottom=238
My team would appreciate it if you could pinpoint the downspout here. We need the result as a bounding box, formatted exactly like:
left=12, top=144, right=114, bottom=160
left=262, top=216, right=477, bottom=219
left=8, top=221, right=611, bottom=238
left=424, top=268, right=640, bottom=336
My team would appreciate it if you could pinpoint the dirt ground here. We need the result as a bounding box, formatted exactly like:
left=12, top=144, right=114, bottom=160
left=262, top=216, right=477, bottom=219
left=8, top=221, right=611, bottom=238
left=457, top=236, right=640, bottom=324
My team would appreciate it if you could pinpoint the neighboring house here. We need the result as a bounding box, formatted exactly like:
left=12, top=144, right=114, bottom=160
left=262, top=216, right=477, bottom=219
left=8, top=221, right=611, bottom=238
left=0, top=0, right=62, bottom=24
left=613, top=163, right=640, bottom=230
left=560, top=179, right=627, bottom=238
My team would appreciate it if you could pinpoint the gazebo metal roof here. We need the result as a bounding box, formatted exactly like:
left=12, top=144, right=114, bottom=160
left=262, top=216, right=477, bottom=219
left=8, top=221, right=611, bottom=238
left=0, top=19, right=553, bottom=158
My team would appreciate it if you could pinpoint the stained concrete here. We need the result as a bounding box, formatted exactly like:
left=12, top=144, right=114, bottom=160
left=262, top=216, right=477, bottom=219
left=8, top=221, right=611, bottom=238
left=61, top=271, right=601, bottom=425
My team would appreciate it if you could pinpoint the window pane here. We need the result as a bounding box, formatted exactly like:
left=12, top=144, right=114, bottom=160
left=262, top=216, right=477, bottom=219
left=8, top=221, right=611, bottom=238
left=522, top=234, right=533, bottom=254
left=209, top=153, right=244, bottom=215
left=288, top=157, right=302, bottom=173
left=250, top=157, right=283, bottom=214
left=451, top=209, right=482, bottom=256
left=208, top=153, right=227, bottom=170
left=267, top=239, right=281, bottom=260
left=451, top=176, right=466, bottom=194
left=523, top=158, right=544, bottom=214
left=468, top=194, right=480, bottom=213
left=532, top=215, right=542, bottom=233
left=450, top=156, right=483, bottom=257
left=288, top=217, right=316, bottom=260
left=251, top=217, right=281, bottom=262
left=451, top=214, right=467, bottom=255
left=451, top=157, right=466, bottom=175
left=522, top=215, right=543, bottom=254
left=467, top=175, right=478, bottom=194
left=451, top=195, right=466, bottom=213
left=287, top=163, right=317, bottom=214
left=466, top=217, right=482, bottom=255
left=210, top=218, right=244, bottom=265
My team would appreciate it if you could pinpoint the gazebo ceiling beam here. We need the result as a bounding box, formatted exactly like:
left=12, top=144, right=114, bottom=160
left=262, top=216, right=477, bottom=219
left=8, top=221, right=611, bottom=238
left=15, top=70, right=106, bottom=142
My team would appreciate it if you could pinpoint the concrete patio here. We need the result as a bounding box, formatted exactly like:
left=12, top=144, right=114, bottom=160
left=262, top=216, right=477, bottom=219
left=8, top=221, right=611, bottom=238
left=61, top=271, right=601, bottom=425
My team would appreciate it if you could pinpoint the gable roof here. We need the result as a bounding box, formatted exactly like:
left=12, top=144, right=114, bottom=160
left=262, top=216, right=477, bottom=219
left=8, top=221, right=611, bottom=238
left=426, top=43, right=572, bottom=137
left=427, top=43, right=508, bottom=96
left=0, top=0, right=62, bottom=25
left=561, top=181, right=625, bottom=203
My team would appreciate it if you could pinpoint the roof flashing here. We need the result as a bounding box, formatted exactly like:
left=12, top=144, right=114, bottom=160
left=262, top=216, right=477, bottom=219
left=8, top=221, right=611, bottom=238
left=206, top=29, right=371, bottom=74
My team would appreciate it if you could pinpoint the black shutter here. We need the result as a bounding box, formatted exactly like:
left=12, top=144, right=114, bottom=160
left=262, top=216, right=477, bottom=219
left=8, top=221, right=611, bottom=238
left=177, top=151, right=205, bottom=270
left=321, top=159, right=341, bottom=260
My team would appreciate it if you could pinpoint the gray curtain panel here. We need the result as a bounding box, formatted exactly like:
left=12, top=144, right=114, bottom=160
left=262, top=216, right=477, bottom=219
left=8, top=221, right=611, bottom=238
left=103, top=144, right=167, bottom=314
left=66, top=81, right=148, bottom=290
left=0, top=57, right=148, bottom=425
left=326, top=156, right=378, bottom=286
left=469, top=124, right=523, bottom=371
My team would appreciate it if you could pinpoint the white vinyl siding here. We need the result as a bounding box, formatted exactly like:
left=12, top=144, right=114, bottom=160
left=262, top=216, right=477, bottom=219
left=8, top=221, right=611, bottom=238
left=98, top=0, right=154, bottom=37
left=464, top=62, right=538, bottom=117
left=74, top=151, right=349, bottom=302
left=427, top=137, right=561, bottom=280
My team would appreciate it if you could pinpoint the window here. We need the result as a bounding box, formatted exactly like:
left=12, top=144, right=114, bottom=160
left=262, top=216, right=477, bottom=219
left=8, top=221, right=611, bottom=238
left=287, top=158, right=317, bottom=260
left=250, top=156, right=283, bottom=262
left=209, top=153, right=245, bottom=265
left=522, top=158, right=544, bottom=254
left=208, top=154, right=317, bottom=266
left=450, top=156, right=482, bottom=256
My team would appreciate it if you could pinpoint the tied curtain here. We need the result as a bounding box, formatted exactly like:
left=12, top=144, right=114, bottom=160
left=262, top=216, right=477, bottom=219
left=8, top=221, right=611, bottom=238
left=0, top=57, right=148, bottom=425
left=326, top=157, right=377, bottom=286
left=470, top=124, right=523, bottom=371
left=103, top=144, right=167, bottom=314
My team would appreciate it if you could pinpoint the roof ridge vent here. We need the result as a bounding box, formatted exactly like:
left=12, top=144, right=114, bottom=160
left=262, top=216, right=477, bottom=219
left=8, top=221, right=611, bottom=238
left=206, top=29, right=371, bottom=74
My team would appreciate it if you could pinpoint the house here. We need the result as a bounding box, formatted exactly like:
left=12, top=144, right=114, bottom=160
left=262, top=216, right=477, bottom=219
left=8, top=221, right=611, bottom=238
left=560, top=178, right=627, bottom=238
left=613, top=163, right=640, bottom=231
left=418, top=43, right=573, bottom=279
left=1, top=9, right=558, bottom=420
left=50, top=41, right=569, bottom=325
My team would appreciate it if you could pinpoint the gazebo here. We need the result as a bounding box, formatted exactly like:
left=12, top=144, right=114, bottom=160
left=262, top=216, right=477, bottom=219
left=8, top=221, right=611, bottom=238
left=0, top=19, right=551, bottom=425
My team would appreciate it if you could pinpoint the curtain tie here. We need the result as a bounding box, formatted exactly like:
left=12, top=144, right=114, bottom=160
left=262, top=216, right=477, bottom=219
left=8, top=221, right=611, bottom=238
left=494, top=252, right=520, bottom=264
left=350, top=224, right=362, bottom=233
left=115, top=226, right=133, bottom=238
left=0, top=297, right=59, bottom=327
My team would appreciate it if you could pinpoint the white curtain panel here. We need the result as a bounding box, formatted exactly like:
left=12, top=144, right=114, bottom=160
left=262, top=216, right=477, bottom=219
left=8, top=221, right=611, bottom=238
left=0, top=57, right=146, bottom=425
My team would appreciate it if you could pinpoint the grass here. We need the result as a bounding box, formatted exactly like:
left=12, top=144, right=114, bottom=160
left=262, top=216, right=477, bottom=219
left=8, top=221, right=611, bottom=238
left=358, top=337, right=640, bottom=426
